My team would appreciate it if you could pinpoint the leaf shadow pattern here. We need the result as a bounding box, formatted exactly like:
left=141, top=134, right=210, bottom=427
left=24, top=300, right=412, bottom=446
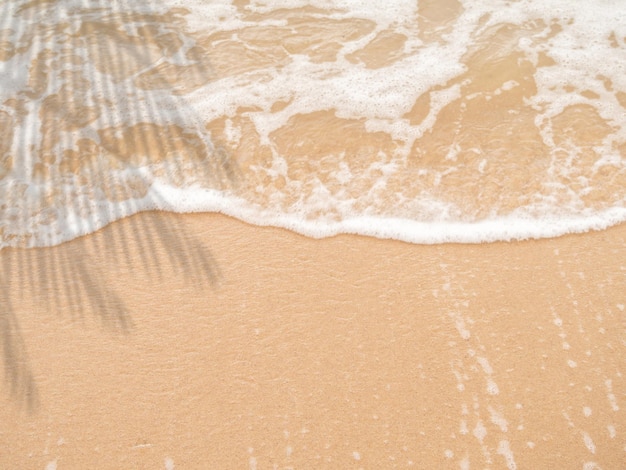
left=0, top=284, right=38, bottom=411
left=0, top=0, right=236, bottom=410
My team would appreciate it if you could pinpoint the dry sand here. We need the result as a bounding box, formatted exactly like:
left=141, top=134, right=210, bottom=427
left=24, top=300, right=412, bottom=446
left=0, top=212, right=625, bottom=469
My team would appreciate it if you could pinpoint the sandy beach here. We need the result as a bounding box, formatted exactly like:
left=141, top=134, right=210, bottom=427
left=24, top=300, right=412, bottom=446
left=1, top=1, right=625, bottom=468
left=0, top=212, right=624, bottom=468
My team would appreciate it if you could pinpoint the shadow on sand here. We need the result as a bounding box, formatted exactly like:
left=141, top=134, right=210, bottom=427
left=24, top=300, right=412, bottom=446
left=0, top=0, right=235, bottom=410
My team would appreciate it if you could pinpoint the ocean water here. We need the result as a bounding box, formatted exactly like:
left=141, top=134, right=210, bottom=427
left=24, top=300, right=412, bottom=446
left=0, top=0, right=625, bottom=247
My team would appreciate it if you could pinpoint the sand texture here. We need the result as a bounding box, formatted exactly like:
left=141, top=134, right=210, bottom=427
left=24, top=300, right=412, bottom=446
left=1, top=212, right=624, bottom=468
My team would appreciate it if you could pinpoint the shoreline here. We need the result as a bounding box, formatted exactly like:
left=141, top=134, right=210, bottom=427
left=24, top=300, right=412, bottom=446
left=1, top=211, right=625, bottom=468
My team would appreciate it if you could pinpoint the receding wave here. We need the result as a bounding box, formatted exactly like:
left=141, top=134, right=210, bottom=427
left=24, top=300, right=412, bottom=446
left=0, top=0, right=625, bottom=247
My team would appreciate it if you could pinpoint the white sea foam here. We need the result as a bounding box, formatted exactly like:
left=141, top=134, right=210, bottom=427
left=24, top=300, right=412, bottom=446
left=25, top=183, right=626, bottom=248
left=0, top=0, right=625, bottom=247
left=497, top=440, right=517, bottom=470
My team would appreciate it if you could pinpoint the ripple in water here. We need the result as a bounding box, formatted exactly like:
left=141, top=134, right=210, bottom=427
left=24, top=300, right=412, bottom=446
left=0, top=0, right=625, bottom=247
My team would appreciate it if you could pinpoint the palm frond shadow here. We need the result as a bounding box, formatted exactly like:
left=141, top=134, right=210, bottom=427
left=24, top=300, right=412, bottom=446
left=0, top=0, right=234, bottom=410
left=0, top=292, right=38, bottom=411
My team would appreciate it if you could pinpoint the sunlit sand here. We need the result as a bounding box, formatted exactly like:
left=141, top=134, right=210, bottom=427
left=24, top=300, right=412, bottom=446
left=2, top=212, right=625, bottom=468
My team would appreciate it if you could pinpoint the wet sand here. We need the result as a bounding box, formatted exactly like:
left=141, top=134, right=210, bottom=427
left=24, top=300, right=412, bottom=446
left=0, top=212, right=624, bottom=469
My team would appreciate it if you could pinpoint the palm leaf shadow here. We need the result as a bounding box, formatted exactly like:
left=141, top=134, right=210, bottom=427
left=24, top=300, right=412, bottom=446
left=0, top=0, right=235, bottom=410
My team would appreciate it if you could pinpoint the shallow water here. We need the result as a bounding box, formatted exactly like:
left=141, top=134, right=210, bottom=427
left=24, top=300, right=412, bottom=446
left=0, top=0, right=625, bottom=247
